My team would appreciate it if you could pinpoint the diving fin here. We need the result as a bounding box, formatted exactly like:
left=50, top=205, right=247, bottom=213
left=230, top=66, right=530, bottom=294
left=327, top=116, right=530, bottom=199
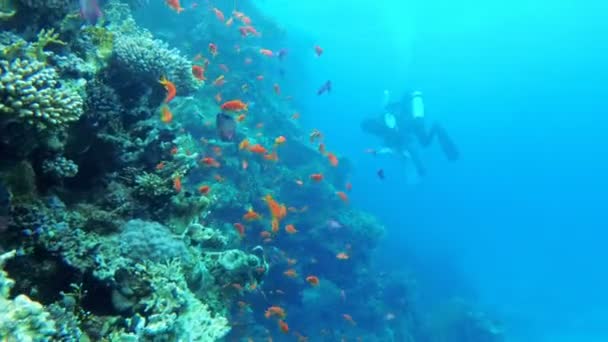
left=435, top=126, right=460, bottom=161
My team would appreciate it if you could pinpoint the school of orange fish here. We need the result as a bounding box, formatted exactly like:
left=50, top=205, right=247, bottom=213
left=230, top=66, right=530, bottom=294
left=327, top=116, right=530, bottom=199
left=159, top=1, right=361, bottom=340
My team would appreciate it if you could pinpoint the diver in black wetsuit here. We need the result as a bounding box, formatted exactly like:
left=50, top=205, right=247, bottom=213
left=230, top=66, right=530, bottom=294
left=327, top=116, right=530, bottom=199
left=361, top=90, right=459, bottom=178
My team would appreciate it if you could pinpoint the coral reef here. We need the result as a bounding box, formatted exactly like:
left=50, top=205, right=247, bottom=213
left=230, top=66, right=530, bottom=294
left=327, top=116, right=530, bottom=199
left=0, top=250, right=57, bottom=341
left=0, top=57, right=83, bottom=129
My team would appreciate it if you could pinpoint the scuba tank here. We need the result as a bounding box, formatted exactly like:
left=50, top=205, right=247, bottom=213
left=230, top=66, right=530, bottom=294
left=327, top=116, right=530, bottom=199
left=411, top=91, right=425, bottom=119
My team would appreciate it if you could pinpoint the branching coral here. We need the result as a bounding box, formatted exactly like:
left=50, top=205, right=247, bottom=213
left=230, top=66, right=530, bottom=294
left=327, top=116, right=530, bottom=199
left=0, top=57, right=83, bottom=129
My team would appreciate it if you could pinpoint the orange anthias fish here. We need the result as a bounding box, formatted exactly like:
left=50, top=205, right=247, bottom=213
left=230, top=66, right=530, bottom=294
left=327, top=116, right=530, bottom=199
left=327, top=152, right=339, bottom=167
left=273, top=83, right=281, bottom=95
left=274, top=136, right=286, bottom=146
left=159, top=76, right=176, bottom=103
left=236, top=114, right=246, bottom=122
left=265, top=306, right=286, bottom=319
left=198, top=185, right=210, bottom=195
left=310, top=173, right=323, bottom=182
left=318, top=143, right=326, bottom=155
left=342, top=314, right=357, bottom=326
left=259, top=48, right=274, bottom=57
left=291, top=112, right=300, bottom=120
left=264, top=152, right=278, bottom=162
left=218, top=64, right=230, bottom=73
left=241, top=159, right=248, bottom=170
left=191, top=65, right=206, bottom=81
left=214, top=93, right=222, bottom=103
left=306, top=275, right=320, bottom=286
left=209, top=43, right=218, bottom=57
left=212, top=7, right=224, bottom=21
left=155, top=161, right=165, bottom=170
left=264, top=194, right=287, bottom=221
left=239, top=138, right=250, bottom=150
left=283, top=269, right=297, bottom=278
left=233, top=222, right=245, bottom=237
left=278, top=320, right=289, bottom=334
left=173, top=176, right=182, bottom=192
left=345, top=182, right=353, bottom=191
left=225, top=17, right=234, bottom=26
left=213, top=75, right=225, bottom=87
left=257, top=75, right=264, bottom=81
left=336, top=252, right=349, bottom=260
left=284, top=224, right=297, bottom=234
left=221, top=99, right=248, bottom=112
left=243, top=208, right=261, bottom=221
left=160, top=105, right=173, bottom=123
left=336, top=191, right=349, bottom=203
left=200, top=157, right=220, bottom=168
left=248, top=144, right=267, bottom=154
left=165, top=0, right=184, bottom=13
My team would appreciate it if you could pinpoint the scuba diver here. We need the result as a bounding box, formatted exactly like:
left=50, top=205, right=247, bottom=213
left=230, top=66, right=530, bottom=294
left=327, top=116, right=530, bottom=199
left=361, top=90, right=459, bottom=180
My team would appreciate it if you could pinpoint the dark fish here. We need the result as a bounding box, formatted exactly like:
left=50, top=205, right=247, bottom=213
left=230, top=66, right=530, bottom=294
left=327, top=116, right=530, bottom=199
left=80, top=0, right=102, bottom=25
left=0, top=180, right=11, bottom=232
left=277, top=48, right=288, bottom=60
left=377, top=169, right=385, bottom=180
left=216, top=112, right=236, bottom=142
left=317, top=80, right=332, bottom=95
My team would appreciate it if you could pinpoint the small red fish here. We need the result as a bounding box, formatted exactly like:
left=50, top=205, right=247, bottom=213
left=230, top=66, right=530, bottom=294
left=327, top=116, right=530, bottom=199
left=291, top=112, right=300, bottom=120
left=173, top=176, right=182, bottom=192
left=241, top=159, right=248, bottom=170
left=214, top=93, right=222, bottom=103
left=198, top=185, right=210, bottom=194
left=336, top=191, right=349, bottom=203
left=273, top=83, right=281, bottom=95
left=209, top=43, right=218, bottom=57
left=219, top=64, right=229, bottom=73
left=310, top=173, right=323, bottom=182
left=155, top=161, right=165, bottom=170
left=278, top=320, right=289, bottom=334
left=233, top=222, right=245, bottom=237
left=160, top=105, right=173, bottom=123
left=221, top=100, right=248, bottom=112
left=345, top=182, right=353, bottom=191
left=256, top=75, right=264, bottom=81
left=200, top=157, right=220, bottom=168
left=306, top=275, right=320, bottom=286
left=318, top=143, right=326, bottom=155
left=159, top=76, right=176, bottom=103
left=259, top=48, right=274, bottom=57
left=191, top=65, right=206, bottom=81
left=327, top=152, right=339, bottom=167
left=248, top=144, right=267, bottom=154
left=336, top=252, right=349, bottom=260
left=212, top=7, right=224, bottom=21
left=213, top=75, right=225, bottom=87
left=226, top=17, right=233, bottom=26
left=284, top=224, right=297, bottom=234
left=165, top=0, right=184, bottom=13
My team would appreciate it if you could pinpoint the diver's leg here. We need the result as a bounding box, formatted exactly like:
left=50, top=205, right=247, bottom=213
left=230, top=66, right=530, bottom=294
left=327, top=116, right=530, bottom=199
left=413, top=120, right=460, bottom=161
left=402, top=148, right=426, bottom=177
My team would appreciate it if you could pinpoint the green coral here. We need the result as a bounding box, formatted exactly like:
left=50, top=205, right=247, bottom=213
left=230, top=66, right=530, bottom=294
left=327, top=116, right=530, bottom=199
left=0, top=57, right=84, bottom=129
left=0, top=0, right=16, bottom=20
left=0, top=250, right=58, bottom=341
left=81, top=26, right=115, bottom=68
left=29, top=28, right=66, bottom=61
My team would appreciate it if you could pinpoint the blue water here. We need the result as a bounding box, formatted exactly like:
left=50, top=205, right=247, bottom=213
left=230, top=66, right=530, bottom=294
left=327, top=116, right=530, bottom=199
left=259, top=0, right=608, bottom=340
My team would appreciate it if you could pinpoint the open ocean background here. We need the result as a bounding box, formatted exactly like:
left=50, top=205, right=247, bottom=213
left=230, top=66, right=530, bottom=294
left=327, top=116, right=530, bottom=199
left=257, top=0, right=608, bottom=340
